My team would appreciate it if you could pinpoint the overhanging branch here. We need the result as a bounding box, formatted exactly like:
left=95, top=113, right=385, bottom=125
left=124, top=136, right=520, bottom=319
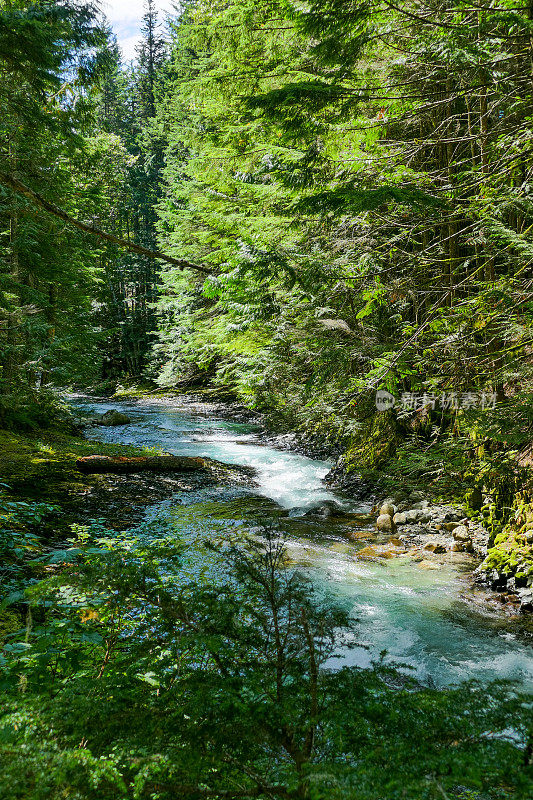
left=0, top=172, right=211, bottom=275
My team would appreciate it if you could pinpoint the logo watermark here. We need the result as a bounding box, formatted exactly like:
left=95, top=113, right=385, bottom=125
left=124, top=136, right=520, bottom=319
left=375, top=390, right=396, bottom=411
left=375, top=390, right=497, bottom=411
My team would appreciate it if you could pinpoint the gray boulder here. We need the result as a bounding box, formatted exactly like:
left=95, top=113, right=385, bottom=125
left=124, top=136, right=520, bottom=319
left=452, top=525, right=470, bottom=542
left=518, top=590, right=533, bottom=612
left=99, top=410, right=131, bottom=426
left=450, top=525, right=474, bottom=551
left=376, top=513, right=395, bottom=532
left=442, top=510, right=464, bottom=523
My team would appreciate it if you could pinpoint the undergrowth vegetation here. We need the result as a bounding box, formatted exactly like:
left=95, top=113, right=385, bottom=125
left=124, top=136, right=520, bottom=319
left=1, top=525, right=532, bottom=800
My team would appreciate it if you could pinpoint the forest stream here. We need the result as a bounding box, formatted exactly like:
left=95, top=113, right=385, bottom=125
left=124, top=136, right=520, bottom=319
left=75, top=395, right=533, bottom=691
left=5, top=1, right=533, bottom=792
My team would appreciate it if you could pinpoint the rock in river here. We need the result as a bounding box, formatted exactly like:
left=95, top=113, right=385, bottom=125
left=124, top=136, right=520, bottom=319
left=376, top=513, right=395, bottom=532
left=99, top=410, right=131, bottom=426
left=452, top=525, right=470, bottom=542
left=423, top=541, right=446, bottom=554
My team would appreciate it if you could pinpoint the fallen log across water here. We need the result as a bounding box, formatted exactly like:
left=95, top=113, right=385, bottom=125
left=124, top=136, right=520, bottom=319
left=77, top=455, right=213, bottom=474
left=76, top=454, right=257, bottom=484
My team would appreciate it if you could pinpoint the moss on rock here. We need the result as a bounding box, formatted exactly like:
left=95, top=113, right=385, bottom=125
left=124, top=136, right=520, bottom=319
left=481, top=500, right=533, bottom=586
left=0, top=429, right=146, bottom=501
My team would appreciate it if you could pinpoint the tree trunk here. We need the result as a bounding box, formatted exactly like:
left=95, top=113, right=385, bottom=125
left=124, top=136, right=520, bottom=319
left=76, top=454, right=255, bottom=480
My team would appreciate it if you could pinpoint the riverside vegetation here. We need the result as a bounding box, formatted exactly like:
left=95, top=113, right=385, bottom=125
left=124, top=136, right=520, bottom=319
left=1, top=1, right=533, bottom=798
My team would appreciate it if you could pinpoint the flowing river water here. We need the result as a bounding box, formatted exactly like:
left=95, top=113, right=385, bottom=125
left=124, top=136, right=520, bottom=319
left=74, top=395, right=533, bottom=690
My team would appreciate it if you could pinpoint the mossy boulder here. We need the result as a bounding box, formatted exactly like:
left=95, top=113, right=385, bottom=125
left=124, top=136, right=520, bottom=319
left=464, top=487, right=483, bottom=511
left=99, top=410, right=131, bottom=426
left=481, top=504, right=533, bottom=591
left=344, top=410, right=398, bottom=472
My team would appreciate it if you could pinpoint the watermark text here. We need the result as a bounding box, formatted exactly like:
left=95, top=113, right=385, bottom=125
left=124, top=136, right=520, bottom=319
left=375, top=390, right=497, bottom=411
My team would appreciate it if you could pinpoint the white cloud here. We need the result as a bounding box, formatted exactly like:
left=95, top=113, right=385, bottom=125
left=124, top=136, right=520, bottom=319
left=116, top=33, right=142, bottom=61
left=101, top=0, right=178, bottom=61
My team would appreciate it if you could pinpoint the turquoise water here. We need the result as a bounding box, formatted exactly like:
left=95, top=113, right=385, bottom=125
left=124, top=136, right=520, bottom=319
left=74, top=396, right=533, bottom=688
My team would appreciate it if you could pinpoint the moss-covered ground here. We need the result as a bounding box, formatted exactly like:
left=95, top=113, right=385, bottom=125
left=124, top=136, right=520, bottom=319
left=0, top=426, right=148, bottom=633
left=0, top=427, right=147, bottom=501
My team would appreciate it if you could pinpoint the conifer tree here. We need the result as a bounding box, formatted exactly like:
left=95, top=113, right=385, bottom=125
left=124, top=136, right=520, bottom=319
left=0, top=0, right=108, bottom=421
left=93, top=0, right=169, bottom=378
left=152, top=0, right=533, bottom=485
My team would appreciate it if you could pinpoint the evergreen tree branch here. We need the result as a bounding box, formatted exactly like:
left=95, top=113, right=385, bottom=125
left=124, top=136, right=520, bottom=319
left=0, top=171, right=211, bottom=275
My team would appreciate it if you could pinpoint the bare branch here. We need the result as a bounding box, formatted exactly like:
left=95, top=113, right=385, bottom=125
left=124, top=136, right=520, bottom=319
left=0, top=172, right=212, bottom=275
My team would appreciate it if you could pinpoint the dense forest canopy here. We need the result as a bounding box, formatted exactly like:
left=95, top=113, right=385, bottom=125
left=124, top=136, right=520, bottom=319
left=2, top=0, right=532, bottom=445
left=1, top=2, right=533, bottom=798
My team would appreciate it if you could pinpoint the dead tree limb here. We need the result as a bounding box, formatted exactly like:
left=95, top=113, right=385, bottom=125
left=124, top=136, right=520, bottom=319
left=76, top=455, right=257, bottom=485
left=0, top=171, right=211, bottom=275
left=77, top=455, right=224, bottom=473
